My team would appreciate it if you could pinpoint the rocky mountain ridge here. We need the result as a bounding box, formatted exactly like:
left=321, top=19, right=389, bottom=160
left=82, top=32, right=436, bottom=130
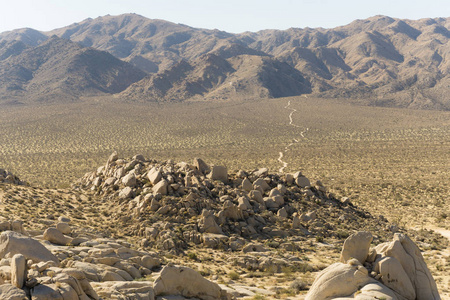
left=0, top=36, right=146, bottom=103
left=0, top=14, right=449, bottom=109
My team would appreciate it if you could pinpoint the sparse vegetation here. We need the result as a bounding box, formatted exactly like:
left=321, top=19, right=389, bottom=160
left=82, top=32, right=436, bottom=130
left=0, top=95, right=449, bottom=298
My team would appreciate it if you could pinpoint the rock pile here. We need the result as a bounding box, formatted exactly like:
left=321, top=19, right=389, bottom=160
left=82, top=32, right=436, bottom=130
left=306, top=231, right=441, bottom=300
left=0, top=217, right=233, bottom=300
left=75, top=153, right=394, bottom=252
left=0, top=169, right=25, bottom=185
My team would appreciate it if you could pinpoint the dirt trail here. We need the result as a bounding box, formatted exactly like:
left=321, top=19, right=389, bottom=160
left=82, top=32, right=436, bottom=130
left=278, top=100, right=309, bottom=173
left=428, top=226, right=450, bottom=252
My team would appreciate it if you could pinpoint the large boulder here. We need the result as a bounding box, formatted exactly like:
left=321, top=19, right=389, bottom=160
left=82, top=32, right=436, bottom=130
left=351, top=282, right=398, bottom=300
left=153, top=180, right=168, bottom=195
left=381, top=233, right=440, bottom=300
left=193, top=158, right=210, bottom=175
left=122, top=173, right=137, bottom=187
left=199, top=210, right=223, bottom=234
left=306, top=232, right=441, bottom=300
left=91, top=281, right=155, bottom=300
left=295, top=176, right=310, bottom=188
left=0, top=231, right=58, bottom=264
left=43, top=227, right=73, bottom=246
left=207, top=166, right=228, bottom=183
left=340, top=231, right=373, bottom=264
left=10, top=254, right=26, bottom=289
left=56, top=222, right=72, bottom=235
left=147, top=167, right=162, bottom=185
left=241, top=178, right=253, bottom=192
left=154, top=265, right=230, bottom=300
left=0, top=284, right=27, bottom=300
left=30, top=283, right=64, bottom=299
left=305, top=259, right=374, bottom=300
left=377, top=257, right=415, bottom=300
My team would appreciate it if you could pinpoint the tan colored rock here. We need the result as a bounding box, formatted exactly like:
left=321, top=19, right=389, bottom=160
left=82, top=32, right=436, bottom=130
left=52, top=273, right=86, bottom=298
left=154, top=265, right=230, bottom=300
left=285, top=173, right=294, bottom=184
left=305, top=259, right=374, bottom=300
left=208, top=166, right=228, bottom=183
left=122, top=173, right=136, bottom=187
left=272, top=195, right=284, bottom=206
left=277, top=207, right=288, bottom=218
left=383, top=239, right=416, bottom=285
left=378, top=256, right=415, bottom=300
left=119, top=186, right=135, bottom=199
left=242, top=243, right=269, bottom=253
left=199, top=210, right=223, bottom=234
left=106, top=151, right=118, bottom=164
left=295, top=176, right=310, bottom=188
left=354, top=282, right=398, bottom=300
left=299, top=211, right=316, bottom=223
left=241, top=178, right=253, bottom=192
left=238, top=196, right=251, bottom=211
left=153, top=180, right=168, bottom=195
left=202, top=233, right=228, bottom=248
left=10, top=221, right=24, bottom=234
left=62, top=268, right=99, bottom=299
left=193, top=158, right=210, bottom=175
left=113, top=261, right=141, bottom=279
left=254, top=168, right=268, bottom=177
left=56, top=222, right=71, bottom=235
left=248, top=190, right=264, bottom=205
left=91, top=281, right=155, bottom=300
left=264, top=197, right=279, bottom=209
left=395, top=233, right=440, bottom=300
left=149, top=199, right=160, bottom=211
left=131, top=255, right=161, bottom=270
left=57, top=282, right=79, bottom=299
left=11, top=254, right=26, bottom=289
left=292, top=213, right=301, bottom=229
left=0, top=284, right=27, bottom=300
left=340, top=231, right=373, bottom=264
left=0, top=231, right=59, bottom=264
left=0, top=221, right=11, bottom=231
left=43, top=227, right=73, bottom=246
left=253, top=178, right=270, bottom=191
left=222, top=201, right=243, bottom=221
left=156, top=205, right=170, bottom=215
left=147, top=167, right=162, bottom=185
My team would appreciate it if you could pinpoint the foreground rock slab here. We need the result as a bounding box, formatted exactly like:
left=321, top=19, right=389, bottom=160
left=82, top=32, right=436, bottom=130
left=0, top=231, right=59, bottom=264
left=306, top=231, right=441, bottom=300
left=154, top=265, right=232, bottom=300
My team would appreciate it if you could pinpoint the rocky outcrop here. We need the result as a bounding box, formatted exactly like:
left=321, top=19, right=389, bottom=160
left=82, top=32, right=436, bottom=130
left=154, top=265, right=232, bottom=300
left=340, top=231, right=373, bottom=264
left=0, top=218, right=236, bottom=300
left=75, top=153, right=393, bottom=253
left=306, top=231, right=441, bottom=300
left=0, top=169, right=25, bottom=185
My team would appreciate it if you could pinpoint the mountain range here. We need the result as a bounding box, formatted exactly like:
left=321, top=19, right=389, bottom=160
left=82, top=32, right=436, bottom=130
left=0, top=13, right=448, bottom=109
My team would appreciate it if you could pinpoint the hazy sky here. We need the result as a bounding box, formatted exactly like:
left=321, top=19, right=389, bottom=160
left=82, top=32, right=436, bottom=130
left=0, top=0, right=449, bottom=33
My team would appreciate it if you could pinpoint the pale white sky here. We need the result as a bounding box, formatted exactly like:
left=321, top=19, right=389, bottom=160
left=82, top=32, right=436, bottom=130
left=0, top=0, right=449, bottom=34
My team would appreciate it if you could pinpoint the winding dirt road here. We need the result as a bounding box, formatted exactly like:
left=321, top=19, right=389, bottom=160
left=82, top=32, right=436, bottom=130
left=278, top=100, right=309, bottom=173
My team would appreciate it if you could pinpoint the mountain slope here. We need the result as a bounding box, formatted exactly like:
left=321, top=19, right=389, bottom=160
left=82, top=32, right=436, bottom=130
left=0, top=14, right=449, bottom=109
left=0, top=36, right=146, bottom=103
left=239, top=16, right=450, bottom=109
left=47, top=13, right=236, bottom=73
left=121, top=53, right=311, bottom=101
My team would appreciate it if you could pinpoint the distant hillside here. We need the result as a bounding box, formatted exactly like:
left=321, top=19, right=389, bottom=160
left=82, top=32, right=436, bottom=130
left=47, top=14, right=235, bottom=73
left=121, top=51, right=311, bottom=101
left=0, top=36, right=146, bottom=103
left=0, top=14, right=449, bottom=109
